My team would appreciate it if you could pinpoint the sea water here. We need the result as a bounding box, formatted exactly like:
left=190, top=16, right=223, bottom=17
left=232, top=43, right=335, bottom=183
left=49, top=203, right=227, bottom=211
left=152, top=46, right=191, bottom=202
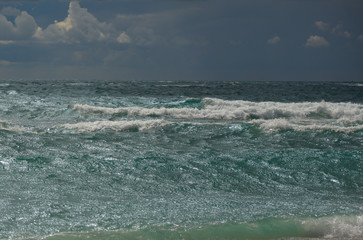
left=0, top=81, right=362, bottom=239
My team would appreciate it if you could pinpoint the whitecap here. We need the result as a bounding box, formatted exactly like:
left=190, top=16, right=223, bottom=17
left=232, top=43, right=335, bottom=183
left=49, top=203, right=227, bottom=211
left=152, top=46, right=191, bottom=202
left=338, top=83, right=363, bottom=87
left=59, top=119, right=169, bottom=132
left=7, top=90, right=18, bottom=95
left=0, top=119, right=37, bottom=134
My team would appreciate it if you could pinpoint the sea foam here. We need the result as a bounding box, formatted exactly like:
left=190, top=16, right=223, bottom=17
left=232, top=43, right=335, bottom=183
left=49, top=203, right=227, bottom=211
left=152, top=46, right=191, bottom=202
left=301, top=214, right=363, bottom=239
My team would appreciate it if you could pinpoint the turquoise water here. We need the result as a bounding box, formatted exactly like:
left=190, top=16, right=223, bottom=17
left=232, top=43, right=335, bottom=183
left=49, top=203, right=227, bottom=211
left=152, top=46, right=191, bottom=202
left=0, top=81, right=362, bottom=239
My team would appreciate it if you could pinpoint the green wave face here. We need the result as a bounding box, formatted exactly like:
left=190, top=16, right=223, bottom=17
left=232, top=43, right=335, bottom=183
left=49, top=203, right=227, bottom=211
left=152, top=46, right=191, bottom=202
left=24, top=215, right=363, bottom=240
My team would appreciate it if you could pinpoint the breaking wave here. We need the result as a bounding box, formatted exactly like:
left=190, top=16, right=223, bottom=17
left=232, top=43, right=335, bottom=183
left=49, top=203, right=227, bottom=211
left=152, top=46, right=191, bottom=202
left=71, top=98, right=363, bottom=133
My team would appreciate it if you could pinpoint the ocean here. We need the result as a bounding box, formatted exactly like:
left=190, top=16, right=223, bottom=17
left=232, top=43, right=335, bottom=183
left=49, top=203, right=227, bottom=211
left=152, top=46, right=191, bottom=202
left=0, top=80, right=362, bottom=240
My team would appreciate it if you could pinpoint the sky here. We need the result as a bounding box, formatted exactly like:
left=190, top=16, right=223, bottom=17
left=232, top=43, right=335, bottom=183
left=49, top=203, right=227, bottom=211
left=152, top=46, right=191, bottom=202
left=0, top=0, right=362, bottom=81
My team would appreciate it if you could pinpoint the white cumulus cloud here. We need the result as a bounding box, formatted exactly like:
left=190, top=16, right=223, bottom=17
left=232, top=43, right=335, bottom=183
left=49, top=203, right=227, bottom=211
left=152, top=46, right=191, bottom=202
left=34, top=1, right=110, bottom=43
left=358, top=34, right=363, bottom=41
left=117, top=32, right=131, bottom=43
left=0, top=6, right=21, bottom=17
left=305, top=35, right=329, bottom=48
left=342, top=31, right=351, bottom=39
left=331, top=24, right=351, bottom=39
left=34, top=1, right=128, bottom=44
left=0, top=9, right=38, bottom=40
left=267, top=36, right=280, bottom=45
left=315, top=21, right=329, bottom=31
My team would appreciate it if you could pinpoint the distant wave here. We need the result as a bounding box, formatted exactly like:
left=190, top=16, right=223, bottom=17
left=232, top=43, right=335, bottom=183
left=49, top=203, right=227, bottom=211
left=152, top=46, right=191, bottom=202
left=338, top=83, right=363, bottom=87
left=71, top=98, right=363, bottom=133
left=157, top=84, right=207, bottom=87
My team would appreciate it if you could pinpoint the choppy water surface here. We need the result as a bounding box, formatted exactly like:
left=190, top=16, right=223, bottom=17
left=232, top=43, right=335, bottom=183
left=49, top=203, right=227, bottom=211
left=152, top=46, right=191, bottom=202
left=0, top=81, right=362, bottom=239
